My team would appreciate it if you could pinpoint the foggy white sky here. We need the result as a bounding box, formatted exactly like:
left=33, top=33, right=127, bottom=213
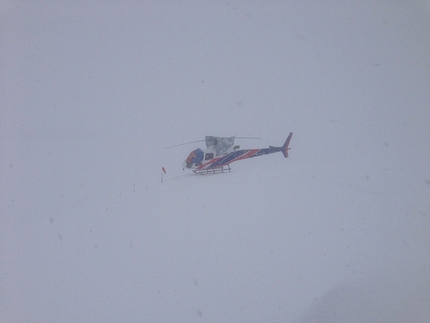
left=1, top=1, right=429, bottom=322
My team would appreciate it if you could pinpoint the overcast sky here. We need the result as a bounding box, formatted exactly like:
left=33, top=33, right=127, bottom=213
left=1, top=1, right=429, bottom=322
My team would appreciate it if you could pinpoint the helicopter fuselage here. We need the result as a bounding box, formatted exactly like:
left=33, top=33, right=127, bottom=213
left=183, top=133, right=293, bottom=174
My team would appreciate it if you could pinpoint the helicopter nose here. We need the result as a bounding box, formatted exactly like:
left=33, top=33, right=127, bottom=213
left=183, top=160, right=193, bottom=170
left=182, top=160, right=191, bottom=170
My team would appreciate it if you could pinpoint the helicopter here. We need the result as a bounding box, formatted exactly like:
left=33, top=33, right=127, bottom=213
left=173, top=132, right=293, bottom=174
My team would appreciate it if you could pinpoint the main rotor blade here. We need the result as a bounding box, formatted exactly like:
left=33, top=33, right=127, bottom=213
left=165, top=136, right=261, bottom=149
left=165, top=140, right=205, bottom=149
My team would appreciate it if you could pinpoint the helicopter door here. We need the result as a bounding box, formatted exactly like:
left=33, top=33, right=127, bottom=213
left=205, top=152, right=214, bottom=160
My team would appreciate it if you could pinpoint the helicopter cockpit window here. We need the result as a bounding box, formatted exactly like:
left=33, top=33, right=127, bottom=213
left=205, top=153, right=214, bottom=160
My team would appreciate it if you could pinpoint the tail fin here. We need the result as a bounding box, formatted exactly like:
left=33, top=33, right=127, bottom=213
left=282, top=132, right=293, bottom=158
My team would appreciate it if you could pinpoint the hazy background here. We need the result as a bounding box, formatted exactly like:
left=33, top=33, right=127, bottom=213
left=1, top=1, right=429, bottom=322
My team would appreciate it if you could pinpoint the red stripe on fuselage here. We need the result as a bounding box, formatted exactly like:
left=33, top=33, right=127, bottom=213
left=195, top=149, right=260, bottom=170
left=213, top=149, right=259, bottom=168
left=226, top=149, right=259, bottom=165
left=195, top=157, right=224, bottom=170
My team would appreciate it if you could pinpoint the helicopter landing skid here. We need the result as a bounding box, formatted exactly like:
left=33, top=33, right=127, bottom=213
left=193, top=165, right=231, bottom=175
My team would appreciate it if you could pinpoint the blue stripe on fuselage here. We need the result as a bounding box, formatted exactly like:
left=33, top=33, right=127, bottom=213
left=208, top=147, right=282, bottom=168
left=209, top=150, right=250, bottom=168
